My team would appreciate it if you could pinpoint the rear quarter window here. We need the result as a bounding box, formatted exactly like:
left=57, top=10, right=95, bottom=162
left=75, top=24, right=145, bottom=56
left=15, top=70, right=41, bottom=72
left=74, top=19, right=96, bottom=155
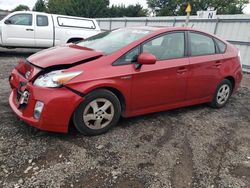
left=214, top=38, right=226, bottom=53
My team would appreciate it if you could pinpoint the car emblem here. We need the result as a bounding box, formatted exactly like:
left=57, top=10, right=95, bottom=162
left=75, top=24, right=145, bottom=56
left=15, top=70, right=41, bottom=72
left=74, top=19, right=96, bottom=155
left=25, top=71, right=31, bottom=79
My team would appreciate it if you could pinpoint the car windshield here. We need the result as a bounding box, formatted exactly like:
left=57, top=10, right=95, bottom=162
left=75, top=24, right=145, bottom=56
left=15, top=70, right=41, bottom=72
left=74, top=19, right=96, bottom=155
left=77, top=28, right=151, bottom=54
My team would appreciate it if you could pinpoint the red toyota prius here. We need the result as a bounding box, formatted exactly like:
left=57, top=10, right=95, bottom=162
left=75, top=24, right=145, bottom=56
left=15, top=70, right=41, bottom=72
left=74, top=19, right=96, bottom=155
left=9, top=27, right=242, bottom=135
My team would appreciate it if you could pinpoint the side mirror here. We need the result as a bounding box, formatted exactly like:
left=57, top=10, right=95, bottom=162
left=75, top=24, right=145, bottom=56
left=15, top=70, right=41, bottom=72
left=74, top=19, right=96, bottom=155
left=4, top=19, right=12, bottom=25
left=137, top=52, right=156, bottom=65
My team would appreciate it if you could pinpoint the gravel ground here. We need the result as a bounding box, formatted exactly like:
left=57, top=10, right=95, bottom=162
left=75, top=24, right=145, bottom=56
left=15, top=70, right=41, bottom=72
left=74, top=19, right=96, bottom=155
left=0, top=48, right=250, bottom=188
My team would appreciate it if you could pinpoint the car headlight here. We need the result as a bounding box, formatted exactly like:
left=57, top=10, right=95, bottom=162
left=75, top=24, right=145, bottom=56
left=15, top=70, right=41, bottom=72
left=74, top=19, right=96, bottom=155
left=34, top=70, right=82, bottom=88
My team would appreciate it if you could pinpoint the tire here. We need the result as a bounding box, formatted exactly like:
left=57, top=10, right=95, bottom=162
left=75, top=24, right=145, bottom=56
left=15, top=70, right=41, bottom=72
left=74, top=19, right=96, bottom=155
left=210, top=79, right=232, bottom=108
left=73, top=89, right=121, bottom=136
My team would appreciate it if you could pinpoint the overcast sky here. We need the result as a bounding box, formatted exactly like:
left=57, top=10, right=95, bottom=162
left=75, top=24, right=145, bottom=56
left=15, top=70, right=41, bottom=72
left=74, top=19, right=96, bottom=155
left=0, top=0, right=249, bottom=14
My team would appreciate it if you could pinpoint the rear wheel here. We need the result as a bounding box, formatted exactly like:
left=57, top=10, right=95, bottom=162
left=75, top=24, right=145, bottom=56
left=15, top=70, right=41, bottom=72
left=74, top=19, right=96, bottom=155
left=73, top=89, right=121, bottom=136
left=210, top=79, right=232, bottom=108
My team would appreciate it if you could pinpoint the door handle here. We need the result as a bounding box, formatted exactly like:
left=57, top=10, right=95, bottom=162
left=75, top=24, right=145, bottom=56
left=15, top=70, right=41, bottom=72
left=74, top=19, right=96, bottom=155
left=213, top=61, right=222, bottom=67
left=177, top=67, right=188, bottom=74
left=26, top=29, right=34, bottom=31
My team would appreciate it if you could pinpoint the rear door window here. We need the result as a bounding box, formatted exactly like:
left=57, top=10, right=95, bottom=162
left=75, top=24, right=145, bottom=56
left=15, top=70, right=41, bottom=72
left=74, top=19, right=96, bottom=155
left=37, top=15, right=48, bottom=26
left=189, top=32, right=216, bottom=56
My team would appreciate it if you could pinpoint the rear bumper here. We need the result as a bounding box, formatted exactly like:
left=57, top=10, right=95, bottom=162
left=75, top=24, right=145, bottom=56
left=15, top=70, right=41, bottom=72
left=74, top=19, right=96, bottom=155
left=9, top=69, right=83, bottom=133
left=233, top=67, right=243, bottom=93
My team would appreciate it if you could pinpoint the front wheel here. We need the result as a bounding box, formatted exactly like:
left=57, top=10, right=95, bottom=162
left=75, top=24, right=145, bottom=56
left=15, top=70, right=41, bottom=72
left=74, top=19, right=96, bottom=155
left=73, top=89, right=121, bottom=136
left=210, top=79, right=232, bottom=108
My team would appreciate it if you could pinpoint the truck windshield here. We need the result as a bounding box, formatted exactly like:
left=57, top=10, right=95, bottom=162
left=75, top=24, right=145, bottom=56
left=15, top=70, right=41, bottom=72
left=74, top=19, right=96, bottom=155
left=77, top=28, right=151, bottom=54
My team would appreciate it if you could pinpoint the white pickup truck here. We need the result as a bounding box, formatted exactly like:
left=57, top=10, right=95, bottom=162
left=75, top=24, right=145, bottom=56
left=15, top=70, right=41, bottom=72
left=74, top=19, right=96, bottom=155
left=0, top=11, right=101, bottom=48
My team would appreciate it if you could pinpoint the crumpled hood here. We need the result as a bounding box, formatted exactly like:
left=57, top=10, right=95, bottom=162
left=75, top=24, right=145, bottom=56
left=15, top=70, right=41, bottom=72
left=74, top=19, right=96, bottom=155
left=27, top=44, right=104, bottom=68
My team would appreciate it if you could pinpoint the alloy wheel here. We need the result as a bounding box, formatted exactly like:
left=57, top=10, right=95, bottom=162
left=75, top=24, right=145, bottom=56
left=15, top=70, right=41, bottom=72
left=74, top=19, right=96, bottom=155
left=83, top=98, right=114, bottom=130
left=216, top=84, right=230, bottom=105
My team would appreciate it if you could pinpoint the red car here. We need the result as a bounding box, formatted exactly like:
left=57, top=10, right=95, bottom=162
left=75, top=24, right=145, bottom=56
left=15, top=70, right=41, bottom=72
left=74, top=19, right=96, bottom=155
left=9, top=27, right=242, bottom=135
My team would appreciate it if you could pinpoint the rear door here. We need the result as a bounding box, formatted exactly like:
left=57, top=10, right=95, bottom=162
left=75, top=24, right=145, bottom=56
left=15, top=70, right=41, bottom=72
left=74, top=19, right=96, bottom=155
left=131, top=32, right=189, bottom=113
left=186, top=32, right=223, bottom=100
left=1, top=13, right=35, bottom=46
left=34, top=13, right=54, bottom=47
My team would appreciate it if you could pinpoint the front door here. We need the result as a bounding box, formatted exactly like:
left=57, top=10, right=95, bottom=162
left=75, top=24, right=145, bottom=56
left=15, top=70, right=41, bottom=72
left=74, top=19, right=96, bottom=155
left=2, top=13, right=35, bottom=47
left=131, top=32, right=189, bottom=114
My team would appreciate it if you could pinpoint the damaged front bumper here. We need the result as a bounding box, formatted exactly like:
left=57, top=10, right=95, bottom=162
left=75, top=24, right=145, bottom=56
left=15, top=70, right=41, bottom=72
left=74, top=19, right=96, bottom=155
left=9, top=68, right=83, bottom=133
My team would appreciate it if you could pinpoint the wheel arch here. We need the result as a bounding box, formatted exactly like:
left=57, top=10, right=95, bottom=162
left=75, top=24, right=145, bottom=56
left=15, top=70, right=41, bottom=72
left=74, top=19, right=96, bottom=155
left=68, top=86, right=126, bottom=134
left=87, top=87, right=126, bottom=115
left=67, top=37, right=84, bottom=43
left=224, top=76, right=235, bottom=91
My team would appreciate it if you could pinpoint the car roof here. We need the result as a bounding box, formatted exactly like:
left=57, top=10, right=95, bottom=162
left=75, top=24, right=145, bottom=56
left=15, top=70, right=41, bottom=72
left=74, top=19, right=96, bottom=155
left=127, top=26, right=197, bottom=32
left=125, top=26, right=223, bottom=41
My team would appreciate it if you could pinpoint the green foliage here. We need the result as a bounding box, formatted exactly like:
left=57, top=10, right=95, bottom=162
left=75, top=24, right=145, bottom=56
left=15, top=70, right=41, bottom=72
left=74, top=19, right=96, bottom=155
left=147, top=0, right=248, bottom=16
left=8, top=0, right=249, bottom=18
left=47, top=0, right=72, bottom=15
left=46, top=0, right=147, bottom=17
left=12, top=5, right=30, bottom=11
left=108, top=4, right=148, bottom=17
left=33, top=0, right=47, bottom=12
left=47, top=0, right=110, bottom=18
left=71, top=0, right=110, bottom=18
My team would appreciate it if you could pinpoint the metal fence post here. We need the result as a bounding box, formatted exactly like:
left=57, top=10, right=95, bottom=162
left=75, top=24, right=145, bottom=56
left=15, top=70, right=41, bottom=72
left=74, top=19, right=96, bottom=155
left=173, top=18, right=176, bottom=26
left=214, top=18, right=220, bottom=34
left=109, top=19, right=112, bottom=30
left=145, top=18, right=148, bottom=26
